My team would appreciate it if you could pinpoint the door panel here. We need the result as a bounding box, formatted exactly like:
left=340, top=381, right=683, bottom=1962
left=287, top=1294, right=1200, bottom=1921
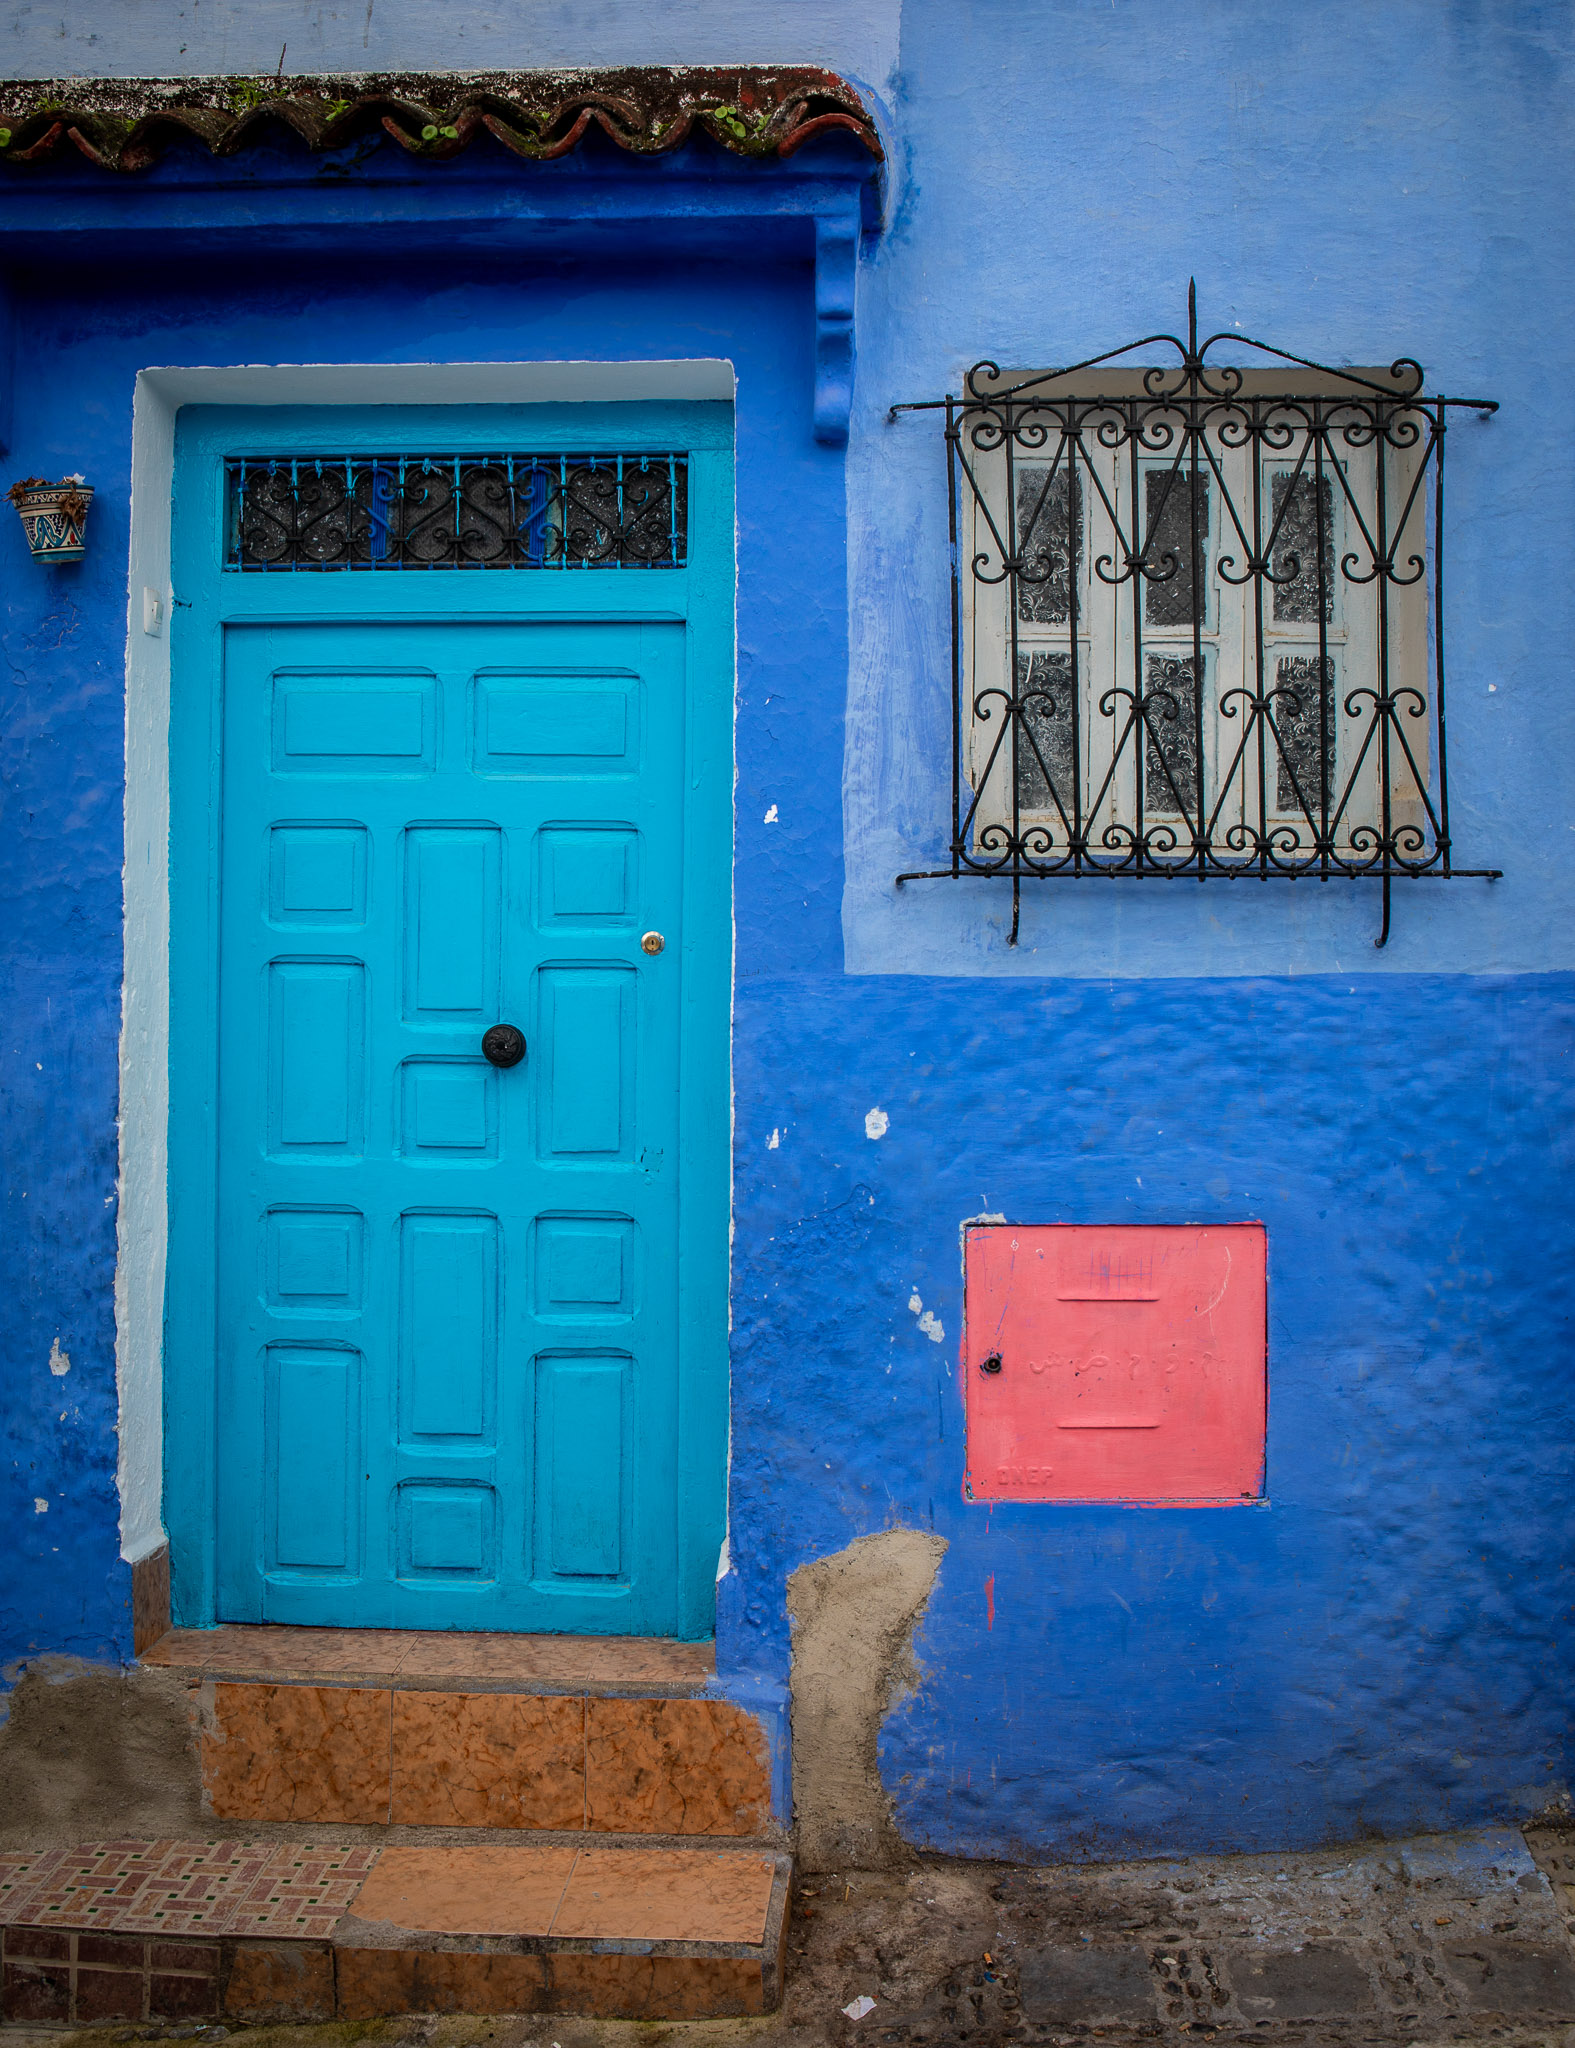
left=216, top=618, right=687, bottom=1630
left=535, top=1351, right=630, bottom=1580
left=267, top=961, right=365, bottom=1153
left=266, top=1344, right=361, bottom=1574
left=538, top=966, right=636, bottom=1158
left=403, top=826, right=501, bottom=1021
left=399, top=1212, right=497, bottom=1440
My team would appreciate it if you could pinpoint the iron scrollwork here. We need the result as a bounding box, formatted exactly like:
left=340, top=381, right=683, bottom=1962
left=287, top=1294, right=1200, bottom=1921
left=225, top=452, right=687, bottom=571
left=890, top=285, right=1499, bottom=945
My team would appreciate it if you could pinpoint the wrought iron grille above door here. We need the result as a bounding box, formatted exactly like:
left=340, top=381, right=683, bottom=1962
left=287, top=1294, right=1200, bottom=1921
left=891, top=287, right=1499, bottom=945
left=225, top=452, right=687, bottom=571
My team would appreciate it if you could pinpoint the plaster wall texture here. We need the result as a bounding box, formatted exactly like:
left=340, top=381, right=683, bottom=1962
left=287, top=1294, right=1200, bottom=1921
left=726, top=970, right=1570, bottom=1857
left=0, top=0, right=1569, bottom=1866
left=0, top=1657, right=203, bottom=1845
left=0, top=0, right=903, bottom=95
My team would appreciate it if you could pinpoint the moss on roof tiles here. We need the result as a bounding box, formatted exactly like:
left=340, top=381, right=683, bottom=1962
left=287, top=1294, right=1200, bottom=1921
left=0, top=66, right=881, bottom=173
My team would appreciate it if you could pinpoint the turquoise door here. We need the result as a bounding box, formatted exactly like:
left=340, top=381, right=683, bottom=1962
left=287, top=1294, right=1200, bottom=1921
left=166, top=408, right=731, bottom=1636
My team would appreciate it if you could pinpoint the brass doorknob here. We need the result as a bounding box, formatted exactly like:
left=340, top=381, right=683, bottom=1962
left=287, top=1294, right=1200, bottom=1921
left=641, top=931, right=665, bottom=956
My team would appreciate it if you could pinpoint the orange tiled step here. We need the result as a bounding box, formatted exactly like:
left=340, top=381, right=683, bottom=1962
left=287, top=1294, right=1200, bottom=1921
left=143, top=1625, right=715, bottom=1693
left=0, top=1839, right=790, bottom=2023
left=142, top=1628, right=772, bottom=1837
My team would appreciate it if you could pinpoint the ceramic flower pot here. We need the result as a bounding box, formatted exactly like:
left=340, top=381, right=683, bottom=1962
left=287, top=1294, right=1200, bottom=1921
left=8, top=476, right=94, bottom=563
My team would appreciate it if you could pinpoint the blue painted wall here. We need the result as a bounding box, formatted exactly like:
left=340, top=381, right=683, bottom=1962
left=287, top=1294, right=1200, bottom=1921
left=0, top=160, right=853, bottom=1671
left=1, top=0, right=1571, bottom=1854
left=0, top=885, right=125, bottom=1668
left=724, top=972, right=1572, bottom=1853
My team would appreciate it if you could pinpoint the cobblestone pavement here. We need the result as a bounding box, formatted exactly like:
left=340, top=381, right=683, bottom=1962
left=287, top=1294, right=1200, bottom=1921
left=2, top=1824, right=1572, bottom=2048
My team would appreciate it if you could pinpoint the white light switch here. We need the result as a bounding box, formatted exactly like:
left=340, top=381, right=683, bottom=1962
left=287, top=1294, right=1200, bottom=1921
left=142, top=587, right=164, bottom=636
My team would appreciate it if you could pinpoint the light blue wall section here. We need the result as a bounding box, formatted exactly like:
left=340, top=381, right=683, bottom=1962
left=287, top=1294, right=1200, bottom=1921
left=842, top=0, right=1575, bottom=976
left=0, top=0, right=900, bottom=93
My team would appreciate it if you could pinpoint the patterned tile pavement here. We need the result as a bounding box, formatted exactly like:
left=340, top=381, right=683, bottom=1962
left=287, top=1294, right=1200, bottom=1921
left=0, top=1841, right=380, bottom=1938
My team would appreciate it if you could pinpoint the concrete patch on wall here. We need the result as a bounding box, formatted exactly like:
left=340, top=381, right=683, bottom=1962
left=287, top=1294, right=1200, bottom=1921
left=787, top=1528, right=947, bottom=1872
left=0, top=1659, right=202, bottom=1848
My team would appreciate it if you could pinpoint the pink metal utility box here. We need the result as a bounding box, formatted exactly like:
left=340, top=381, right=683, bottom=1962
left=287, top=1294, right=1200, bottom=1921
left=963, top=1224, right=1267, bottom=1504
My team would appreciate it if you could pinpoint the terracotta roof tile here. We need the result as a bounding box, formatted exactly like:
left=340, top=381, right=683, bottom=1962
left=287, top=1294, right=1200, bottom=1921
left=0, top=66, right=881, bottom=174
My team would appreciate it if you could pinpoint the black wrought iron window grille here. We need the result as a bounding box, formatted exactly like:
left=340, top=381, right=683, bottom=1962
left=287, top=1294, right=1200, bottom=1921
left=890, top=288, right=1499, bottom=945
left=224, top=452, right=688, bottom=571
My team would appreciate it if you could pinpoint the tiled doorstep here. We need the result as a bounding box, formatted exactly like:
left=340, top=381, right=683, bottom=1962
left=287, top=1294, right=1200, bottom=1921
left=143, top=1625, right=715, bottom=1693
left=333, top=1845, right=792, bottom=2022
left=0, top=1841, right=792, bottom=2024
left=347, top=1844, right=777, bottom=1943
left=197, top=1682, right=772, bottom=1835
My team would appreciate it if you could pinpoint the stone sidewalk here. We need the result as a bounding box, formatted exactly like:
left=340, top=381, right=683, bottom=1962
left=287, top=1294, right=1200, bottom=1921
left=2, top=1823, right=1572, bottom=2048
left=779, top=1823, right=1575, bottom=2047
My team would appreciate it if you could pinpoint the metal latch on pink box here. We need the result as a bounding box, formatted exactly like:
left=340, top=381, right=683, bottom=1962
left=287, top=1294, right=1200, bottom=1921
left=962, top=1224, right=1266, bottom=1504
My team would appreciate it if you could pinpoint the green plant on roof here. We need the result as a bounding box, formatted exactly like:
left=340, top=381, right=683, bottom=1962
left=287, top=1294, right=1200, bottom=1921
left=0, top=129, right=11, bottom=150
left=420, top=123, right=460, bottom=141
left=707, top=103, right=751, bottom=141
left=225, top=78, right=275, bottom=115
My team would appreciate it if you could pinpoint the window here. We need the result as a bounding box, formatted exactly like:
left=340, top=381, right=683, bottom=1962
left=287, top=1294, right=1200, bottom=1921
left=893, top=293, right=1498, bottom=944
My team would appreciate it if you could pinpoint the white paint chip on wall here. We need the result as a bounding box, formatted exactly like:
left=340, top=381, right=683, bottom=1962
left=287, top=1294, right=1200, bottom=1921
left=907, top=1290, right=944, bottom=1342
left=764, top=804, right=778, bottom=822
left=33, top=1499, right=47, bottom=1514
left=865, top=1106, right=889, bottom=1139
left=768, top=1128, right=781, bottom=1149
left=47, top=1338, right=69, bottom=1376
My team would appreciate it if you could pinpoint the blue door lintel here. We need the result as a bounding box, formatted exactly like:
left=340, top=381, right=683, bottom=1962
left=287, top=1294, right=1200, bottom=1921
left=0, top=141, right=881, bottom=451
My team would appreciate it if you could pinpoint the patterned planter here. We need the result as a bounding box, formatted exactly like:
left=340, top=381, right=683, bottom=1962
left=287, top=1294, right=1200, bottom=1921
left=8, top=476, right=94, bottom=563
